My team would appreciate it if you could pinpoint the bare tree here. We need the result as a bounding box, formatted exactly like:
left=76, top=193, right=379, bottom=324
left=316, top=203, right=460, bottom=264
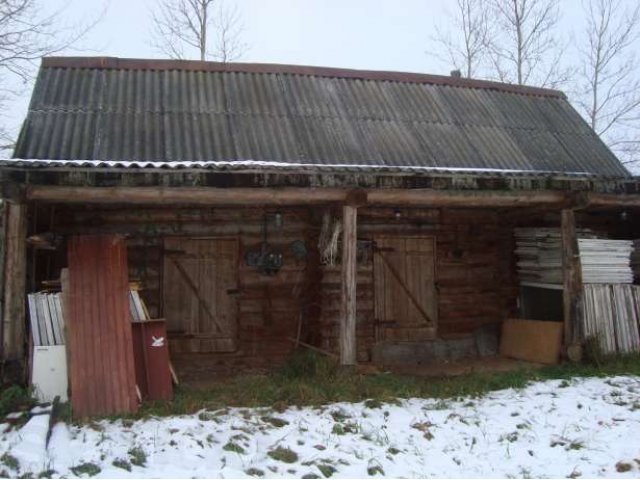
left=487, top=0, right=570, bottom=87
left=0, top=0, right=105, bottom=148
left=0, top=0, right=103, bottom=81
left=575, top=0, right=640, bottom=167
left=151, top=0, right=247, bottom=62
left=430, top=0, right=493, bottom=78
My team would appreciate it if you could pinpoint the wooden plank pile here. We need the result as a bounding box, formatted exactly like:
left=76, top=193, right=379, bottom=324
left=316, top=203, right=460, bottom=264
left=514, top=228, right=634, bottom=286
left=582, top=285, right=640, bottom=354
left=27, top=292, right=65, bottom=346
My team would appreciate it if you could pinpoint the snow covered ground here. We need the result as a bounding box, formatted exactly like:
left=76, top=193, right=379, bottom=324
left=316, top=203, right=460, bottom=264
left=1, top=375, right=640, bottom=478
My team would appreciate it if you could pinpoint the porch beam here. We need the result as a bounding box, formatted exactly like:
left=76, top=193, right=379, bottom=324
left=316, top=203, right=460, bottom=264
left=27, top=186, right=348, bottom=205
left=560, top=209, right=583, bottom=353
left=586, top=192, right=640, bottom=208
left=339, top=204, right=358, bottom=366
left=1, top=202, right=27, bottom=365
left=366, top=189, right=568, bottom=207
left=27, top=186, right=570, bottom=207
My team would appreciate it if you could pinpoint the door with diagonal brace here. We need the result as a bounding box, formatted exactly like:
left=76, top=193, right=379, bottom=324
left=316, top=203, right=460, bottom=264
left=373, top=237, right=437, bottom=342
left=163, top=237, right=239, bottom=353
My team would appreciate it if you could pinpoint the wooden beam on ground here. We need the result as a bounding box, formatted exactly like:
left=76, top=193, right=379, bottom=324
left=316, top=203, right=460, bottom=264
left=339, top=204, right=357, bottom=366
left=1, top=202, right=27, bottom=363
left=27, top=186, right=572, bottom=208
left=561, top=209, right=584, bottom=352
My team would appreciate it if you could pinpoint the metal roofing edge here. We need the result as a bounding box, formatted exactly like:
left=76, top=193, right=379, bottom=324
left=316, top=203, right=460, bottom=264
left=41, top=57, right=566, bottom=99
left=0, top=158, right=622, bottom=180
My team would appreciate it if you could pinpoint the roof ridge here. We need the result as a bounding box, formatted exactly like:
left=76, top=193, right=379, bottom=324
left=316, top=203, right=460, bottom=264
left=41, top=56, right=566, bottom=99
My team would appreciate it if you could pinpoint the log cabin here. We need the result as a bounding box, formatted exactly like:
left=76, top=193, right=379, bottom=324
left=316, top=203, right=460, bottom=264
left=1, top=57, right=639, bottom=399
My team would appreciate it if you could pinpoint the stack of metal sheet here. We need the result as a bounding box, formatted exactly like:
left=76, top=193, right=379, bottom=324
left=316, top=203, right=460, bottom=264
left=579, top=239, right=635, bottom=283
left=27, top=292, right=66, bottom=346
left=582, top=284, right=640, bottom=354
left=514, top=228, right=634, bottom=286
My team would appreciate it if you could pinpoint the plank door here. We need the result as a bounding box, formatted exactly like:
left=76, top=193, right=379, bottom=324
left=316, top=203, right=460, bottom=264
left=163, top=237, right=239, bottom=353
left=374, top=237, right=437, bottom=342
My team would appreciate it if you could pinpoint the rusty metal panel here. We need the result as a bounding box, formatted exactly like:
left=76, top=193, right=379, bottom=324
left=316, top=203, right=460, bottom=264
left=67, top=235, right=138, bottom=417
left=131, top=320, right=172, bottom=401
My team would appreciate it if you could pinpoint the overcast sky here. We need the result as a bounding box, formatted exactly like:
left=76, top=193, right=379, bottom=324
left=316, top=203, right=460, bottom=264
left=5, top=0, right=638, bottom=162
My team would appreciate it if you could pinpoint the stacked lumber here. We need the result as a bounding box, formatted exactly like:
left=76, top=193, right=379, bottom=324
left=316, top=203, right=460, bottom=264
left=27, top=292, right=65, bottom=346
left=514, top=228, right=634, bottom=285
left=582, top=284, right=640, bottom=354
left=579, top=239, right=635, bottom=283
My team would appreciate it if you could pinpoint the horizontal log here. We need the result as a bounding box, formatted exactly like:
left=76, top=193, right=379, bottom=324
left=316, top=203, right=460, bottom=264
left=366, top=189, right=568, bottom=207
left=587, top=193, right=640, bottom=208
left=29, top=186, right=347, bottom=205
left=29, top=186, right=575, bottom=207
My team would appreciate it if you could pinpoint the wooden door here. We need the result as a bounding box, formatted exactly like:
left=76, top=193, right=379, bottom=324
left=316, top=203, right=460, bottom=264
left=163, top=237, right=239, bottom=353
left=374, top=237, right=437, bottom=342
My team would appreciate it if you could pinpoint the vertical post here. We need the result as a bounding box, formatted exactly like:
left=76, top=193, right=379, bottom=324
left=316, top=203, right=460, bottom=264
left=340, top=204, right=358, bottom=366
left=2, top=202, right=27, bottom=367
left=561, top=209, right=583, bottom=350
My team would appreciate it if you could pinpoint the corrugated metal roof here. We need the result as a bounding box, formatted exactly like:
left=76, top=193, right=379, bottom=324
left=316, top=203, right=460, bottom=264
left=12, top=57, right=631, bottom=178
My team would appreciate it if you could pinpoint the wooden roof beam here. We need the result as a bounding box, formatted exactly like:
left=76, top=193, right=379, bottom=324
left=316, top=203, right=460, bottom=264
left=26, top=186, right=640, bottom=208
left=26, top=186, right=572, bottom=207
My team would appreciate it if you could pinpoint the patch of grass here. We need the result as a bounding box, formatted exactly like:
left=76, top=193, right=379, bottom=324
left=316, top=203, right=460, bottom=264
left=268, top=447, right=298, bottom=464
left=616, top=462, right=633, bottom=473
left=121, top=419, right=134, bottom=428
left=87, top=421, right=104, bottom=432
left=330, top=409, right=351, bottom=422
left=387, top=447, right=400, bottom=455
left=500, top=432, right=519, bottom=443
left=1, top=453, right=19, bottom=471
left=128, top=446, right=147, bottom=467
left=36, top=469, right=56, bottom=479
left=70, top=462, right=101, bottom=477
left=245, top=467, right=264, bottom=477
left=364, top=399, right=383, bottom=409
left=112, top=458, right=131, bottom=472
left=278, top=350, right=339, bottom=380
left=302, top=474, right=321, bottom=479
left=261, top=416, right=289, bottom=428
left=223, top=441, right=246, bottom=454
left=317, top=464, right=336, bottom=478
left=568, top=441, right=585, bottom=451
left=103, top=351, right=640, bottom=418
left=332, top=421, right=359, bottom=435
left=0, top=386, right=35, bottom=418
left=367, top=465, right=385, bottom=476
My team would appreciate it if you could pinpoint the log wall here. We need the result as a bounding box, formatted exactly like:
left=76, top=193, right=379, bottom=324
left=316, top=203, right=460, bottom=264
left=317, top=207, right=517, bottom=361
left=48, top=206, right=320, bottom=382
left=36, top=204, right=518, bottom=379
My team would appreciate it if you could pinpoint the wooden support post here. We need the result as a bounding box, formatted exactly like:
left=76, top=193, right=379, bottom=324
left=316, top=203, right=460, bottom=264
left=561, top=209, right=583, bottom=355
left=339, top=204, right=358, bottom=366
left=1, top=202, right=27, bottom=367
